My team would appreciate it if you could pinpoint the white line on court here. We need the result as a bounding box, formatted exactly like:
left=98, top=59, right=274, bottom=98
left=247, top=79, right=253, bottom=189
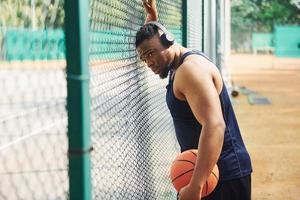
left=0, top=100, right=66, bottom=123
left=0, top=117, right=67, bottom=152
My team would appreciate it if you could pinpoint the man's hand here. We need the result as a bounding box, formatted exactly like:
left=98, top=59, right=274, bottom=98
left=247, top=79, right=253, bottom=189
left=179, top=184, right=202, bottom=200
left=142, top=0, right=158, bottom=22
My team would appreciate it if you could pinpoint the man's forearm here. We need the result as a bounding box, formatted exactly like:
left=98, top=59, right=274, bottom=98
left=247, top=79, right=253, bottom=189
left=143, top=0, right=158, bottom=23
left=145, top=14, right=158, bottom=23
left=190, top=122, right=224, bottom=190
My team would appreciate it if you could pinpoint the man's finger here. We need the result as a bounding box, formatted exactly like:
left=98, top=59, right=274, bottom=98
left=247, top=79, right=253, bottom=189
left=143, top=2, right=151, bottom=9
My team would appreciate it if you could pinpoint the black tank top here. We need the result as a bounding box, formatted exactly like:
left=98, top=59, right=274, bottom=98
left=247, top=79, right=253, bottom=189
left=166, top=50, right=252, bottom=181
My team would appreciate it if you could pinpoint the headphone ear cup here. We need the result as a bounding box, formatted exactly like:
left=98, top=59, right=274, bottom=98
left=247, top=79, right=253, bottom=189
left=160, top=33, right=170, bottom=47
left=165, top=32, right=175, bottom=45
left=146, top=21, right=175, bottom=47
left=160, top=33, right=174, bottom=47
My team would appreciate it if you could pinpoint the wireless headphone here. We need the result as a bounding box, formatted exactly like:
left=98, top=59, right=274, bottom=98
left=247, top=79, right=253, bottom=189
left=146, top=21, right=175, bottom=47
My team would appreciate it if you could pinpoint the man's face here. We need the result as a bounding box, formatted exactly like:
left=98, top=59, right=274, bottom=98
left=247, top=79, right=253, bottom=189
left=137, top=35, right=170, bottom=79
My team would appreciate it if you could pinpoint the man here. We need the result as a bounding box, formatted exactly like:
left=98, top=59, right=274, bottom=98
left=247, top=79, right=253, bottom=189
left=135, top=0, right=252, bottom=200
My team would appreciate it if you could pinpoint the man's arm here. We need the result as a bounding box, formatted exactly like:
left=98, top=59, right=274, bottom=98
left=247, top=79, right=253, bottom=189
left=176, top=59, right=225, bottom=200
left=142, top=0, right=158, bottom=23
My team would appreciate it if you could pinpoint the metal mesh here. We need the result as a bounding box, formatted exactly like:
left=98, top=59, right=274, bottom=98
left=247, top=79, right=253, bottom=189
left=0, top=0, right=68, bottom=199
left=89, top=0, right=181, bottom=199
left=1, top=0, right=206, bottom=199
left=187, top=0, right=203, bottom=51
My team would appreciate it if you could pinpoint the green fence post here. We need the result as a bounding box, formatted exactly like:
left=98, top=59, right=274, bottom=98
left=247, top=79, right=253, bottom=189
left=182, top=0, right=188, bottom=47
left=202, top=0, right=205, bottom=51
left=64, top=0, right=92, bottom=200
left=216, top=0, right=221, bottom=68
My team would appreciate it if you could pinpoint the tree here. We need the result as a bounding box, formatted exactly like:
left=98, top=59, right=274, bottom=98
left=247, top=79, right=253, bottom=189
left=0, top=0, right=64, bottom=29
left=231, top=0, right=258, bottom=51
left=231, top=0, right=300, bottom=52
left=248, top=0, right=300, bottom=31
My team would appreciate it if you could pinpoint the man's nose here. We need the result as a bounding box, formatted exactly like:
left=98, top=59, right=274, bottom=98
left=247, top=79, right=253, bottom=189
left=145, top=59, right=154, bottom=67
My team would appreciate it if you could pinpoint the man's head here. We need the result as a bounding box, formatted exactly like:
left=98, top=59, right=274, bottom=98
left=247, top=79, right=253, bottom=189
left=135, top=22, right=175, bottom=79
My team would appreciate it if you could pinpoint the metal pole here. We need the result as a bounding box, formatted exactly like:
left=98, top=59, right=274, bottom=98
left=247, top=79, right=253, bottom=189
left=182, top=0, right=188, bottom=47
left=31, top=0, right=37, bottom=30
left=65, top=0, right=92, bottom=199
left=202, top=0, right=205, bottom=51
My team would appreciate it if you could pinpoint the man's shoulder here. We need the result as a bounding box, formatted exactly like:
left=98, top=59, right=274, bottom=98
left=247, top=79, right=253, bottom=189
left=176, top=55, right=214, bottom=78
left=174, top=55, right=223, bottom=93
left=173, top=58, right=212, bottom=92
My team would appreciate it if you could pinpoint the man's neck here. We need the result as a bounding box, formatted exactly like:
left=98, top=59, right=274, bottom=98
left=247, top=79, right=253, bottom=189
left=170, top=44, right=189, bottom=70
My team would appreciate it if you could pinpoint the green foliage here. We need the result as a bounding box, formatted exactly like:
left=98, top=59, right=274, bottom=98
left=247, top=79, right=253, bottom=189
left=249, top=0, right=300, bottom=29
left=0, top=0, right=64, bottom=28
left=231, top=0, right=300, bottom=52
left=232, top=0, right=300, bottom=32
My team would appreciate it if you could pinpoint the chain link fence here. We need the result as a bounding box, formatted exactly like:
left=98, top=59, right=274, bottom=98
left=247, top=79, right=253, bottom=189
left=0, top=0, right=208, bottom=199
left=0, top=0, right=68, bottom=199
left=89, top=0, right=181, bottom=199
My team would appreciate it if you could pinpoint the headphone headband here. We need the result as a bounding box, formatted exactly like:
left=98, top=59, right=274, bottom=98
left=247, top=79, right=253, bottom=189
left=146, top=21, right=169, bottom=34
left=145, top=21, right=175, bottom=47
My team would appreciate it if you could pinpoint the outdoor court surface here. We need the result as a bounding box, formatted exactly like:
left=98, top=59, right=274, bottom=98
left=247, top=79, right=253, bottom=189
left=229, top=54, right=300, bottom=200
left=1, top=55, right=299, bottom=199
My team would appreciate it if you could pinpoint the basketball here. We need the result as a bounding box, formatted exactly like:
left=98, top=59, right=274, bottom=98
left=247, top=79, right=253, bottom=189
left=170, top=149, right=219, bottom=198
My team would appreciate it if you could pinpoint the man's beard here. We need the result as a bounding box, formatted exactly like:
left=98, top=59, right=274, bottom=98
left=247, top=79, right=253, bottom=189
left=159, top=65, right=170, bottom=79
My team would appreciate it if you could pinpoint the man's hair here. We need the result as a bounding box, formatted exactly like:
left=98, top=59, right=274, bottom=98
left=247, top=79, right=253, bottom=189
left=135, top=23, right=159, bottom=48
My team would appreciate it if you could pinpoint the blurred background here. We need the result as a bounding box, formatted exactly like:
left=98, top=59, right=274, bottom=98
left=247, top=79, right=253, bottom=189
left=0, top=0, right=299, bottom=199
left=229, top=1, right=300, bottom=200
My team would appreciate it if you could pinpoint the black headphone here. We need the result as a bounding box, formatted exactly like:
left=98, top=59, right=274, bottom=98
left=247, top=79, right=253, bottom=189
left=146, top=21, right=175, bottom=47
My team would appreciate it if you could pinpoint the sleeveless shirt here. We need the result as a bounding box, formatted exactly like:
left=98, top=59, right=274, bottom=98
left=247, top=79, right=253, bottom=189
left=166, top=50, right=252, bottom=181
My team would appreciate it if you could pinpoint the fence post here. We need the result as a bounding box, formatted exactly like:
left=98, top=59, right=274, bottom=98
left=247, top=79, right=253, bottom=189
left=182, top=0, right=188, bottom=47
left=65, top=0, right=92, bottom=199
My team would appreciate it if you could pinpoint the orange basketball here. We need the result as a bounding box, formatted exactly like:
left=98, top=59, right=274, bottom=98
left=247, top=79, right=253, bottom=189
left=170, top=149, right=219, bottom=198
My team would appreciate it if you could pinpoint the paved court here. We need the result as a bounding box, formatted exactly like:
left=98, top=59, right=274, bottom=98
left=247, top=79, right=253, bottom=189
left=229, top=54, right=300, bottom=200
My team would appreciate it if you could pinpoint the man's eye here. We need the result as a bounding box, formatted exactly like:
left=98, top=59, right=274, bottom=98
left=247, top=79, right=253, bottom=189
left=140, top=51, right=154, bottom=62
